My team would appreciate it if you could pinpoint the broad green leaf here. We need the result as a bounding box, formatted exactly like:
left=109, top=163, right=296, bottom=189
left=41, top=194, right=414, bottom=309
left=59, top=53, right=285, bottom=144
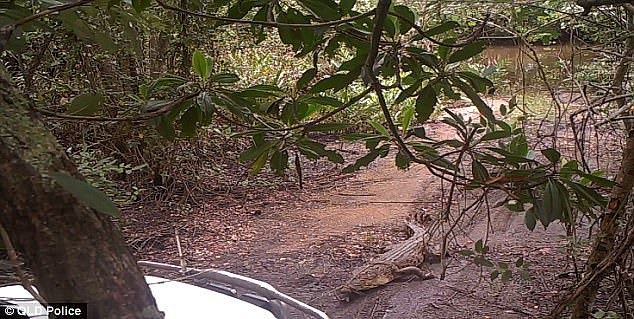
left=132, top=0, right=151, bottom=12
left=542, top=179, right=562, bottom=225
left=524, top=207, right=537, bottom=231
left=297, top=68, right=317, bottom=90
left=301, top=96, right=344, bottom=108
left=213, top=73, right=240, bottom=84
left=395, top=80, right=422, bottom=104
left=579, top=171, right=616, bottom=188
left=458, top=71, right=494, bottom=93
left=298, top=140, right=344, bottom=163
left=471, top=160, right=489, bottom=182
left=415, top=84, right=437, bottom=122
left=392, top=5, right=415, bottom=35
left=237, top=85, right=283, bottom=98
left=342, top=148, right=383, bottom=173
left=180, top=105, right=199, bottom=137
left=395, top=150, right=411, bottom=170
left=480, top=130, right=510, bottom=142
left=50, top=172, right=119, bottom=217
left=306, top=122, right=352, bottom=132
left=541, top=148, right=561, bottom=164
left=250, top=150, right=269, bottom=176
left=369, top=120, right=390, bottom=137
left=270, top=150, right=289, bottom=174
left=157, top=116, right=176, bottom=140
left=339, top=0, right=356, bottom=15
left=447, top=41, right=486, bottom=64
left=298, top=0, right=341, bottom=21
left=68, top=93, right=104, bottom=115
left=567, top=181, right=607, bottom=207
left=451, top=77, right=495, bottom=122
left=240, top=140, right=275, bottom=162
left=419, top=20, right=459, bottom=38
left=309, top=73, right=357, bottom=93
left=401, top=106, right=415, bottom=134
left=192, top=50, right=209, bottom=80
left=148, top=75, right=188, bottom=95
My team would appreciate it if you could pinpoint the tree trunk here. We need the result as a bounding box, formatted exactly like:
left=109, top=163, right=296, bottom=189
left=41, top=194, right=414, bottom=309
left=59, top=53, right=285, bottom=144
left=572, top=130, right=634, bottom=318
left=0, top=67, right=163, bottom=318
left=570, top=8, right=634, bottom=317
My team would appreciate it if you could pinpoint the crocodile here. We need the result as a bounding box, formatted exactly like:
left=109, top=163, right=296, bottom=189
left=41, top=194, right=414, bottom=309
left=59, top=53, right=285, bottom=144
left=335, top=219, right=434, bottom=300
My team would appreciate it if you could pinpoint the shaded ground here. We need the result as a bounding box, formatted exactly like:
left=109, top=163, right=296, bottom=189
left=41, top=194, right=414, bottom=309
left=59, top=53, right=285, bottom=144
left=123, top=99, right=625, bottom=318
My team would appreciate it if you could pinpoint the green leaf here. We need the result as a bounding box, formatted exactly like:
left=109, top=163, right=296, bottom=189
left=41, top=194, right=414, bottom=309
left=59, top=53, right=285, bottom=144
left=471, top=160, right=489, bottom=182
left=369, top=120, right=390, bottom=137
left=68, top=93, right=104, bottom=115
left=50, top=172, right=120, bottom=217
left=419, top=20, right=459, bottom=38
left=480, top=130, right=510, bottom=142
left=541, top=148, right=561, bottom=164
left=309, top=73, right=357, bottom=93
left=567, top=181, right=607, bottom=207
left=524, top=207, right=537, bottom=231
left=401, top=106, right=415, bottom=134
left=297, top=68, right=317, bottom=90
left=395, top=150, right=411, bottom=170
left=451, top=76, right=495, bottom=122
left=213, top=73, right=240, bottom=84
left=306, top=122, right=352, bottom=132
left=298, top=0, right=341, bottom=21
left=392, top=5, right=415, bottom=35
left=415, top=84, right=437, bottom=122
left=192, top=50, right=209, bottom=80
left=298, top=140, right=344, bottom=163
left=180, top=105, right=199, bottom=137
left=579, top=171, right=616, bottom=188
left=342, top=148, right=383, bottom=173
left=250, top=150, right=269, bottom=176
left=542, top=180, right=563, bottom=225
left=339, top=0, right=356, bottom=15
left=270, top=150, right=289, bottom=174
left=148, top=75, right=188, bottom=96
left=132, top=0, right=151, bottom=12
left=157, top=116, right=176, bottom=140
left=447, top=40, right=486, bottom=64
left=237, top=84, right=283, bottom=98
left=240, top=140, right=275, bottom=162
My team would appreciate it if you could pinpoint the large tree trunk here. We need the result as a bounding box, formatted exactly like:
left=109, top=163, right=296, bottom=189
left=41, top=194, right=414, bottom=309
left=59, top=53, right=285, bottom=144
left=571, top=131, right=634, bottom=317
left=570, top=8, right=634, bottom=317
left=0, top=67, right=163, bottom=318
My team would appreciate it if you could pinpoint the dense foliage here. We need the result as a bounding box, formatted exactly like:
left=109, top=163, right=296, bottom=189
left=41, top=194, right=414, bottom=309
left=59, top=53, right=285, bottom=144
left=2, top=0, right=634, bottom=317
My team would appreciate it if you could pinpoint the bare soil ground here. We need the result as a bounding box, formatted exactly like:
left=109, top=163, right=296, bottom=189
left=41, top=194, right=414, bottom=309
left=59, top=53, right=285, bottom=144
left=122, top=100, right=626, bottom=318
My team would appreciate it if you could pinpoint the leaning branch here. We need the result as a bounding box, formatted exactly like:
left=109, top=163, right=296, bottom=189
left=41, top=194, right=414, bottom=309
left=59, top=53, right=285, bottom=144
left=35, top=91, right=199, bottom=122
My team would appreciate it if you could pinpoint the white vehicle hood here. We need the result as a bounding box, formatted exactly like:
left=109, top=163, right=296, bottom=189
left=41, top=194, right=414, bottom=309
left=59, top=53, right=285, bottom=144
left=0, top=276, right=277, bottom=319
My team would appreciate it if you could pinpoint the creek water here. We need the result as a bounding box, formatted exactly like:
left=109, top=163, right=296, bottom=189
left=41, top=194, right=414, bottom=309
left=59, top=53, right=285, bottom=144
left=479, top=44, right=597, bottom=90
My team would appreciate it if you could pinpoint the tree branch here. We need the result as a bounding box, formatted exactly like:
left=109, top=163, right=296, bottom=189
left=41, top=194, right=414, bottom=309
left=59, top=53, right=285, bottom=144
left=156, top=0, right=375, bottom=29
left=35, top=91, right=199, bottom=122
left=0, top=0, right=93, bottom=51
left=577, top=0, right=634, bottom=14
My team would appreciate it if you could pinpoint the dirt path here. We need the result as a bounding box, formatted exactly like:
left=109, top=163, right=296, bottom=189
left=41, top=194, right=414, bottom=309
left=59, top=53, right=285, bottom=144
left=126, top=102, right=582, bottom=319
